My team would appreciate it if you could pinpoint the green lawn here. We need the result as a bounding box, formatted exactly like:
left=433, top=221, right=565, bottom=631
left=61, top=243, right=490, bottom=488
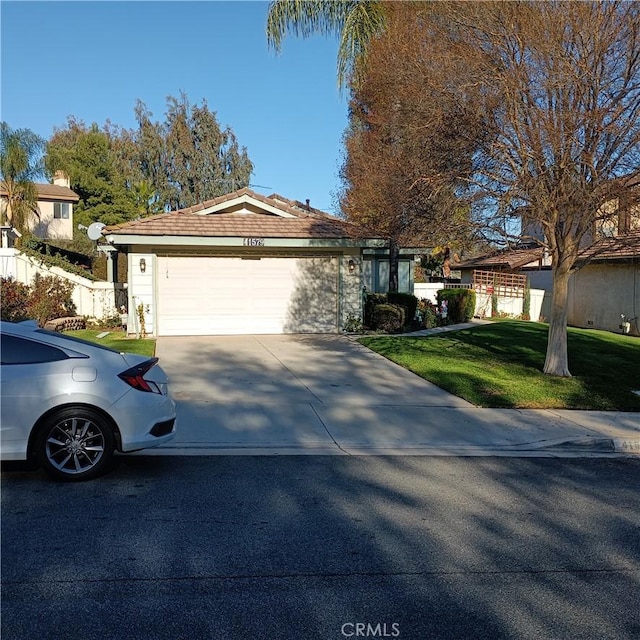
left=63, top=330, right=156, bottom=357
left=360, top=321, right=640, bottom=411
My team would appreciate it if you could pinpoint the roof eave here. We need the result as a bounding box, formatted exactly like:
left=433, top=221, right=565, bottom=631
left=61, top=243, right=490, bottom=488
left=104, top=234, right=386, bottom=249
left=37, top=194, right=80, bottom=203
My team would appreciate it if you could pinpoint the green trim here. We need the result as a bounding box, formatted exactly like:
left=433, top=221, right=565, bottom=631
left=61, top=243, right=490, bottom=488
left=363, top=247, right=430, bottom=256
left=105, top=234, right=385, bottom=249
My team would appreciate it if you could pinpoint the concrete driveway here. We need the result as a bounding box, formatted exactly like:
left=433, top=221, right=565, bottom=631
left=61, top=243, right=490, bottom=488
left=152, top=334, right=470, bottom=455
left=147, top=334, right=640, bottom=456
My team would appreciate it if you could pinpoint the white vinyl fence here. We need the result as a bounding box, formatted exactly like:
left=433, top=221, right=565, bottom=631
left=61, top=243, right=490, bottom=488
left=414, top=282, right=544, bottom=321
left=0, top=248, right=126, bottom=322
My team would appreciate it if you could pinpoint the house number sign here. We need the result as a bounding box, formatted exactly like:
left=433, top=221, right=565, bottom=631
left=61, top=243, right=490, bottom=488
left=243, top=237, right=265, bottom=247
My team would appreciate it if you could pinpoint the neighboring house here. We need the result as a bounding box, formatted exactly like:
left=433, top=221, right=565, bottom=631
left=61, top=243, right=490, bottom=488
left=0, top=172, right=79, bottom=242
left=103, top=188, right=420, bottom=336
left=31, top=173, right=79, bottom=240
left=566, top=230, right=640, bottom=334
left=457, top=190, right=640, bottom=335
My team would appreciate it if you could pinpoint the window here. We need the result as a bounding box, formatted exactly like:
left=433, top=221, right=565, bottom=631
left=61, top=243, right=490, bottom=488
left=53, top=202, right=70, bottom=219
left=398, top=261, right=411, bottom=293
left=0, top=335, right=69, bottom=365
left=363, top=258, right=413, bottom=293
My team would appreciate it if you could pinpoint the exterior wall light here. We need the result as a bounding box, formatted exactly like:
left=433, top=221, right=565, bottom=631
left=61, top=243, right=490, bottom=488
left=348, top=259, right=356, bottom=274
left=139, top=258, right=147, bottom=273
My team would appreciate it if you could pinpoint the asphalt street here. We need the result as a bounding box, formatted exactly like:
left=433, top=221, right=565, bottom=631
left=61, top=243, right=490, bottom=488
left=2, top=455, right=640, bottom=639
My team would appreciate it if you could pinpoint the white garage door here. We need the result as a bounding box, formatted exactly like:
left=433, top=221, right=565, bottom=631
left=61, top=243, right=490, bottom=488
left=157, top=256, right=338, bottom=335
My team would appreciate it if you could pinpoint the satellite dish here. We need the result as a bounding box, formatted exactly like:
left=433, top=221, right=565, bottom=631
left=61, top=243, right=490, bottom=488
left=87, top=222, right=105, bottom=241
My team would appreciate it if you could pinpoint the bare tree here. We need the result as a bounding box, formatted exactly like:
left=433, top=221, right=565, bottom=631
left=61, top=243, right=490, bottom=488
left=443, top=1, right=640, bottom=376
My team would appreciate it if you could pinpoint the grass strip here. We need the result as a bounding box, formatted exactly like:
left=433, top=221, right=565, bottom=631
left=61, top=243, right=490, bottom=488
left=64, top=330, right=156, bottom=357
left=360, top=321, right=640, bottom=411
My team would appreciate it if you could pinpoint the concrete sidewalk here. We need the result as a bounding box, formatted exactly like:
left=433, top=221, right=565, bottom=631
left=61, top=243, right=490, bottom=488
left=142, top=329, right=640, bottom=458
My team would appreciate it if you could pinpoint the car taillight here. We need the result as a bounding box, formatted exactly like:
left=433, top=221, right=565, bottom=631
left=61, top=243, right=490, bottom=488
left=118, top=358, right=161, bottom=393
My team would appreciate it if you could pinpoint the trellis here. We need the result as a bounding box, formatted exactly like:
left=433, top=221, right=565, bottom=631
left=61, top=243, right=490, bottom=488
left=473, top=270, right=527, bottom=298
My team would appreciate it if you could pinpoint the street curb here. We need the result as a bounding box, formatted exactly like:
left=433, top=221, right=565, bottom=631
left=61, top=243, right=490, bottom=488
left=133, top=436, right=640, bottom=458
left=613, top=437, right=640, bottom=454
left=470, top=436, right=640, bottom=454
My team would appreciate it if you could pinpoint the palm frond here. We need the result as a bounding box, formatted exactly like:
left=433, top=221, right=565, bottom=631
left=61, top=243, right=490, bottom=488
left=267, top=0, right=386, bottom=87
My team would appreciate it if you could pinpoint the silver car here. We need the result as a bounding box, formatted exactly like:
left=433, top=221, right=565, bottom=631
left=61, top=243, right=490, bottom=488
left=0, top=320, right=176, bottom=481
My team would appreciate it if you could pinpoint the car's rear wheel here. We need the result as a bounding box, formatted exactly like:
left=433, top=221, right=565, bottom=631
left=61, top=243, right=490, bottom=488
left=36, top=407, right=116, bottom=481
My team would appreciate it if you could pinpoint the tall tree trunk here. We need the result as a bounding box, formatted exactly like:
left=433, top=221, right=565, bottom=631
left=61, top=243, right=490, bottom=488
left=388, top=238, right=400, bottom=293
left=543, top=264, right=572, bottom=376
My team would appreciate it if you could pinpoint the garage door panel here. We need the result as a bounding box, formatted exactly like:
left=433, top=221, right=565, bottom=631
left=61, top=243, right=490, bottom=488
left=157, top=256, right=337, bottom=336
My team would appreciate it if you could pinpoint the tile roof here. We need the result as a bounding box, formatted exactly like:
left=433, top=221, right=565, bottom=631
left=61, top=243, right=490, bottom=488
left=457, top=247, right=545, bottom=270
left=0, top=182, right=79, bottom=202
left=458, top=231, right=640, bottom=270
left=105, top=188, right=370, bottom=240
left=579, top=229, right=640, bottom=262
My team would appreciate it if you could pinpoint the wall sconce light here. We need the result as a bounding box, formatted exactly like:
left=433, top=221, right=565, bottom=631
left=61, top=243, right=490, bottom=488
left=139, top=258, right=146, bottom=273
left=348, top=259, right=356, bottom=274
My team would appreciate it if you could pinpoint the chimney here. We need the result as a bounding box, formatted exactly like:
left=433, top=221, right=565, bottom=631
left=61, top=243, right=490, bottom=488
left=53, top=171, right=70, bottom=188
left=305, top=199, right=311, bottom=211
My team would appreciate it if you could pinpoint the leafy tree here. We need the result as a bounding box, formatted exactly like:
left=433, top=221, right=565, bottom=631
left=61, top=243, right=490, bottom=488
left=133, top=94, right=253, bottom=210
left=0, top=122, right=46, bottom=238
left=47, top=94, right=254, bottom=227
left=0, top=273, right=76, bottom=325
left=267, top=0, right=386, bottom=88
left=131, top=180, right=164, bottom=217
left=46, top=118, right=139, bottom=227
left=340, top=2, right=484, bottom=291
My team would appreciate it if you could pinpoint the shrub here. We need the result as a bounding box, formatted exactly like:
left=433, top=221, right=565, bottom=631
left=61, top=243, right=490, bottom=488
left=364, top=292, right=387, bottom=328
left=0, top=277, right=30, bottom=322
left=522, top=279, right=531, bottom=321
left=388, top=292, right=418, bottom=324
left=437, top=288, right=476, bottom=323
left=343, top=313, right=363, bottom=333
left=417, top=298, right=439, bottom=328
left=372, top=303, right=405, bottom=332
left=136, top=302, right=147, bottom=337
left=26, top=273, right=77, bottom=327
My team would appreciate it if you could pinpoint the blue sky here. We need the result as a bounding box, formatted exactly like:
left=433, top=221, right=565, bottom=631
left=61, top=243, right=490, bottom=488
left=0, top=0, right=349, bottom=213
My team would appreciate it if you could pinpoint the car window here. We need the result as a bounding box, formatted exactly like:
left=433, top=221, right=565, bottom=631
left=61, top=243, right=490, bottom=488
left=0, top=334, right=70, bottom=365
left=35, top=328, right=120, bottom=354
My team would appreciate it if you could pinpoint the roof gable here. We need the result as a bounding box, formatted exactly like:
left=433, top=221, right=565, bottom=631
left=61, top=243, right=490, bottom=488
left=103, top=188, right=374, bottom=243
left=177, top=188, right=299, bottom=218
